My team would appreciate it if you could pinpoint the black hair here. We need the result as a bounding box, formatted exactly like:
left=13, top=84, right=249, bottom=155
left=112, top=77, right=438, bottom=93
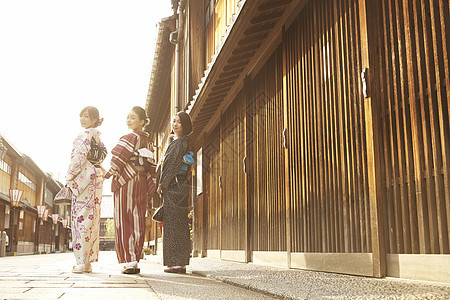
left=177, top=111, right=193, bottom=135
left=131, top=106, right=151, bottom=134
left=80, top=106, right=101, bottom=127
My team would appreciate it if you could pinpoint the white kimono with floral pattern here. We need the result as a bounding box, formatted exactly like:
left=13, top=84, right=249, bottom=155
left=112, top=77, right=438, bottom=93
left=66, top=128, right=104, bottom=265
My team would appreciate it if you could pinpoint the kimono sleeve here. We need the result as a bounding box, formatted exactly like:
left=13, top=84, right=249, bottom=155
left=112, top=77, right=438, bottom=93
left=104, top=134, right=136, bottom=179
left=159, top=138, right=188, bottom=191
left=65, top=131, right=90, bottom=182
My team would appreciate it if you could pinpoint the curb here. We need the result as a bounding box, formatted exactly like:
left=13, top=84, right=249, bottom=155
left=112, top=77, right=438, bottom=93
left=143, top=255, right=293, bottom=299
left=191, top=270, right=294, bottom=300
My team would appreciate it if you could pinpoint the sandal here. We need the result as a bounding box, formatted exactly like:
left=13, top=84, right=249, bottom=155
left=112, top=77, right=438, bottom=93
left=164, top=266, right=186, bottom=274
left=121, top=266, right=140, bottom=274
left=72, top=264, right=92, bottom=274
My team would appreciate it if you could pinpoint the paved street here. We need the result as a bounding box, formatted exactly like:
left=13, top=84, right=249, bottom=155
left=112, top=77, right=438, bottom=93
left=1, top=251, right=450, bottom=299
left=0, top=251, right=274, bottom=300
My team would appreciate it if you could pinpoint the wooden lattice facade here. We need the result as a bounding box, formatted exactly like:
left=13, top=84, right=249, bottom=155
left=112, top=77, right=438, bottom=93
left=146, top=0, right=449, bottom=282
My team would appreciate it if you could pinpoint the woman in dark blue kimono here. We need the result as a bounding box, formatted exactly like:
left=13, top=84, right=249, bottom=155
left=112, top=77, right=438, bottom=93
left=157, top=111, right=193, bottom=273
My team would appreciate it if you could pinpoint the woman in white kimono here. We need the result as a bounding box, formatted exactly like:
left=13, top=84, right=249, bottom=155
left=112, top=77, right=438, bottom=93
left=66, top=106, right=106, bottom=273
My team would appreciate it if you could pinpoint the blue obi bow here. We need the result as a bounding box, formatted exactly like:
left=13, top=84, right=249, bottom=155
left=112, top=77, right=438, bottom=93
left=178, top=151, right=194, bottom=176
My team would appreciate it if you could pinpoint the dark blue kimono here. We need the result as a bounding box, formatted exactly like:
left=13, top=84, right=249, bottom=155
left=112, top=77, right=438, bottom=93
left=159, top=135, right=190, bottom=267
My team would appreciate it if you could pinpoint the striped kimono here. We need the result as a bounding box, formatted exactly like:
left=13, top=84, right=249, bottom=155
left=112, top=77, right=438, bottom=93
left=66, top=128, right=104, bottom=265
left=105, top=130, right=155, bottom=263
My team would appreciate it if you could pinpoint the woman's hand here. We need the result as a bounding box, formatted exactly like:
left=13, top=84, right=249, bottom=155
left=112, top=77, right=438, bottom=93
left=157, top=184, right=163, bottom=196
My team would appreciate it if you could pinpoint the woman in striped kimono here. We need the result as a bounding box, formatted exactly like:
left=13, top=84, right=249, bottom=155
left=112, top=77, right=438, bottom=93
left=66, top=106, right=106, bottom=273
left=105, top=106, right=155, bottom=274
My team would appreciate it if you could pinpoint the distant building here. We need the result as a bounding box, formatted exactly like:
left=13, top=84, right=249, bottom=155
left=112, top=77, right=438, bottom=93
left=0, top=134, right=70, bottom=255
left=99, top=194, right=115, bottom=251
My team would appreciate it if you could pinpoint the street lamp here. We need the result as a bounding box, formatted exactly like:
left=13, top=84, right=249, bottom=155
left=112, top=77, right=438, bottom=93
left=36, top=205, right=46, bottom=253
left=37, top=205, right=46, bottom=219
left=62, top=217, right=70, bottom=252
left=51, top=214, right=59, bottom=225
left=9, top=189, right=23, bottom=253
left=43, top=209, right=49, bottom=221
left=0, top=137, right=7, bottom=161
left=62, top=219, right=68, bottom=228
left=51, top=214, right=59, bottom=252
left=9, top=189, right=23, bottom=207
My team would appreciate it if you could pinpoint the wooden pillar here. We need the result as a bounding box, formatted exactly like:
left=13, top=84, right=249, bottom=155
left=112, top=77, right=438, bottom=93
left=35, top=177, right=45, bottom=252
left=219, top=114, right=223, bottom=256
left=244, top=76, right=252, bottom=263
left=282, top=26, right=292, bottom=268
left=202, top=134, right=209, bottom=257
left=189, top=0, right=205, bottom=88
left=9, top=160, right=19, bottom=253
left=9, top=160, right=19, bottom=190
left=358, top=0, right=386, bottom=277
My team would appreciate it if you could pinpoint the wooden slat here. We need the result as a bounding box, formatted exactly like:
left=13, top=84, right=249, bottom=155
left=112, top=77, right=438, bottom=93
left=258, top=0, right=292, bottom=12
left=375, top=0, right=450, bottom=255
left=324, top=0, right=333, bottom=253
left=306, top=5, right=314, bottom=252
left=393, top=0, right=412, bottom=255
left=328, top=0, right=338, bottom=253
left=350, top=0, right=359, bottom=252
left=424, top=0, right=449, bottom=254
left=435, top=0, right=450, bottom=249
left=251, top=11, right=285, bottom=25
left=332, top=0, right=344, bottom=252
left=359, top=0, right=386, bottom=277
left=282, top=0, right=371, bottom=255
left=247, top=45, right=286, bottom=252
left=381, top=0, right=397, bottom=254
left=244, top=22, right=276, bottom=36
left=244, top=76, right=252, bottom=262
left=340, top=0, right=351, bottom=253
left=205, top=130, right=221, bottom=250
left=418, top=0, right=439, bottom=255
left=397, top=0, right=420, bottom=255
left=317, top=0, right=326, bottom=253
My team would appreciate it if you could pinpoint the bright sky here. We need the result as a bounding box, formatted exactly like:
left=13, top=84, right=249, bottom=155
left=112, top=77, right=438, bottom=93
left=0, top=1, right=173, bottom=189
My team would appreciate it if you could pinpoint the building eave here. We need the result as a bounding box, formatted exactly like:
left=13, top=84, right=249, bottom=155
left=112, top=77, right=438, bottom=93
left=0, top=132, right=47, bottom=177
left=185, top=0, right=306, bottom=146
left=145, top=16, right=176, bottom=133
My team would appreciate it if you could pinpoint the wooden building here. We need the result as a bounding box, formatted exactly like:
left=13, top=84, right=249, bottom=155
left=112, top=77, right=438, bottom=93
left=146, top=0, right=450, bottom=283
left=0, top=134, right=70, bottom=255
left=99, top=194, right=115, bottom=251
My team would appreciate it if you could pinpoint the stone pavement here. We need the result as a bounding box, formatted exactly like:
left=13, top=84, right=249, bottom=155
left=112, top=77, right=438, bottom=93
left=0, top=252, right=158, bottom=299
left=1, top=251, right=450, bottom=299
left=0, top=251, right=275, bottom=300
left=145, top=255, right=450, bottom=300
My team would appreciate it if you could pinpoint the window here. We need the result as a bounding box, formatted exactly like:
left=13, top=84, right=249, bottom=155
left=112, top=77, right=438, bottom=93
left=4, top=206, right=10, bottom=229
left=18, top=172, right=36, bottom=191
left=0, top=159, right=11, bottom=175
left=205, top=0, right=218, bottom=28
left=45, top=190, right=54, bottom=205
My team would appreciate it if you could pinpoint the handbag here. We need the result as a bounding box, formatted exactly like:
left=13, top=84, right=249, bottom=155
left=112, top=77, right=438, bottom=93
left=152, top=205, right=164, bottom=223
left=54, top=186, right=73, bottom=205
